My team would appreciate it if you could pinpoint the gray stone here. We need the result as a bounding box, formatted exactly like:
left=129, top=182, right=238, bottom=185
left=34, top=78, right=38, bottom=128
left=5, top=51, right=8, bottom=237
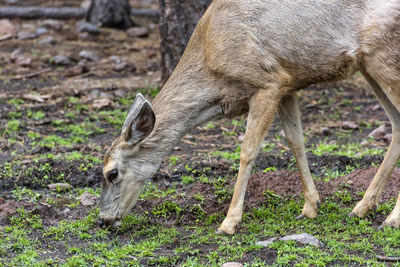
left=0, top=19, right=15, bottom=36
left=36, top=27, right=48, bottom=36
left=79, top=50, right=101, bottom=61
left=280, top=233, right=324, bottom=247
left=48, top=183, right=73, bottom=191
left=256, top=237, right=278, bottom=247
left=41, top=19, right=63, bottom=31
left=126, top=27, right=149, bottom=38
left=39, top=36, right=56, bottom=45
left=367, top=124, right=386, bottom=140
left=342, top=121, right=359, bottom=130
left=384, top=133, right=392, bottom=144
left=76, top=22, right=100, bottom=35
left=18, top=31, right=37, bottom=40
left=51, top=55, right=71, bottom=65
left=221, top=262, right=243, bottom=267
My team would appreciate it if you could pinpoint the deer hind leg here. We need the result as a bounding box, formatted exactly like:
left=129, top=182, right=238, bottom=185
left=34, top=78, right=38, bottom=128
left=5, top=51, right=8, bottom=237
left=217, top=88, right=282, bottom=234
left=350, top=68, right=400, bottom=225
left=278, top=93, right=320, bottom=219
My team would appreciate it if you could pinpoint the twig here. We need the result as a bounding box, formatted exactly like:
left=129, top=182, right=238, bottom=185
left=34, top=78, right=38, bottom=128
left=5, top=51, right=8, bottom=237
left=376, top=255, right=400, bottom=262
left=12, top=68, right=52, bottom=80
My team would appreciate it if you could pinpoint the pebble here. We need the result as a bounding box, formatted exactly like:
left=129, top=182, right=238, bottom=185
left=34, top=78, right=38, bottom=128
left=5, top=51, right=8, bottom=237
left=384, top=133, right=392, bottom=144
left=48, top=183, right=73, bottom=191
left=126, top=26, right=149, bottom=38
left=76, top=22, right=100, bottom=34
left=256, top=237, right=278, bottom=247
left=39, top=36, right=56, bottom=45
left=40, top=19, right=63, bottom=31
left=257, top=233, right=324, bottom=248
left=36, top=27, right=48, bottom=36
left=18, top=31, right=37, bottom=40
left=367, top=124, right=386, bottom=139
left=321, top=127, right=330, bottom=136
left=342, top=121, right=359, bottom=130
left=221, top=262, right=243, bottom=267
left=280, top=233, right=324, bottom=247
left=0, top=19, right=15, bottom=36
left=51, top=55, right=71, bottom=65
left=79, top=50, right=101, bottom=61
left=15, top=56, right=32, bottom=66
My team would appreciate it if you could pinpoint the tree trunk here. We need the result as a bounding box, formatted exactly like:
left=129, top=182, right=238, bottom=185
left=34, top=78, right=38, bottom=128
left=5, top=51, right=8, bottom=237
left=159, top=0, right=212, bottom=84
left=0, top=6, right=159, bottom=20
left=87, top=0, right=134, bottom=29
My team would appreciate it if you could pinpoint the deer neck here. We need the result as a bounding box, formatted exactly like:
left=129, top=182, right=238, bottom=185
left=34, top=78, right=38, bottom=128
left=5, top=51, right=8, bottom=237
left=141, top=58, right=222, bottom=163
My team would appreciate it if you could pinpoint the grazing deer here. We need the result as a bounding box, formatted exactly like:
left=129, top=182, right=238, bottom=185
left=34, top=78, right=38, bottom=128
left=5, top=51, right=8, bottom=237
left=99, top=0, right=400, bottom=234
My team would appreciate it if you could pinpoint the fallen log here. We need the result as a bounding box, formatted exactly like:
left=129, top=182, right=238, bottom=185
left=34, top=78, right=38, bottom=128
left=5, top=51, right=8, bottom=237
left=0, top=6, right=159, bottom=20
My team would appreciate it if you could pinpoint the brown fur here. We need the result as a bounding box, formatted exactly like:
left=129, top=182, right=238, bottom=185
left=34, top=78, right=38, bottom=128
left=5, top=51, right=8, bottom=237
left=100, top=0, right=400, bottom=233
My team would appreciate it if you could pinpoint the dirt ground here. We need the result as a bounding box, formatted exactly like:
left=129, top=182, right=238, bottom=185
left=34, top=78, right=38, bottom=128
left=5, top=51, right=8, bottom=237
left=1, top=0, right=400, bottom=265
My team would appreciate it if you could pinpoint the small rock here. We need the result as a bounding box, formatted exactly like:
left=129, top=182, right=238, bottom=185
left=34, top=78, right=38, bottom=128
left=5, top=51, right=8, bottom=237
left=87, top=89, right=101, bottom=101
left=41, top=19, right=63, bottom=31
left=126, top=26, right=149, bottom=38
left=147, top=60, right=158, bottom=71
left=384, top=133, right=392, bottom=144
left=39, top=36, right=56, bottom=45
left=51, top=55, right=71, bottom=65
left=92, top=98, right=112, bottom=109
left=76, top=21, right=100, bottom=34
left=78, top=32, right=89, bottom=40
left=63, top=207, right=71, bottom=213
left=279, top=129, right=286, bottom=138
left=18, top=31, right=37, bottom=40
left=146, top=48, right=157, bottom=58
left=372, top=104, right=381, bottom=111
left=108, top=55, right=122, bottom=64
left=99, top=92, right=113, bottom=99
left=15, top=56, right=32, bottom=66
left=79, top=50, right=101, bottom=61
left=221, top=262, right=243, bottom=267
left=256, top=237, right=278, bottom=247
left=321, top=127, right=330, bottom=136
left=280, top=233, right=324, bottom=247
left=113, top=89, right=126, bottom=98
left=48, top=183, right=73, bottom=191
left=0, top=19, right=15, bottom=36
left=0, top=33, right=12, bottom=41
left=79, top=192, right=98, bottom=206
left=367, top=124, right=386, bottom=139
left=347, top=180, right=353, bottom=185
left=342, top=121, right=359, bottom=130
left=66, top=62, right=89, bottom=77
left=36, top=27, right=48, bottom=36
left=114, top=62, right=128, bottom=72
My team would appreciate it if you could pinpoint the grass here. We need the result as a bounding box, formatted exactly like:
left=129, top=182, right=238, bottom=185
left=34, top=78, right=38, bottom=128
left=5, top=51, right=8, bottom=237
left=1, top=86, right=399, bottom=265
left=1, top=183, right=400, bottom=266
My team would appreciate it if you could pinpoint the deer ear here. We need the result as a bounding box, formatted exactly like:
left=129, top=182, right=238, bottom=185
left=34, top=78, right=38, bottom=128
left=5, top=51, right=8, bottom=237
left=122, top=93, right=156, bottom=145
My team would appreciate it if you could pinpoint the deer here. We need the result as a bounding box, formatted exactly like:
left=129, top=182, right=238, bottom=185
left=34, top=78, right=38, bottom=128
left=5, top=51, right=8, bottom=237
left=99, top=0, right=400, bottom=234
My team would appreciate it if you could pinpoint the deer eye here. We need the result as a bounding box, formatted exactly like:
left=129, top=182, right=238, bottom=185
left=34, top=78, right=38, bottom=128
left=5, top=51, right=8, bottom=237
left=107, top=169, right=118, bottom=182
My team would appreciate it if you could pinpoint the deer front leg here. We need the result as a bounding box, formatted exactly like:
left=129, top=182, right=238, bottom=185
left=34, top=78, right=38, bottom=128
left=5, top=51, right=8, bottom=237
left=217, top=89, right=281, bottom=234
left=278, top=93, right=320, bottom=219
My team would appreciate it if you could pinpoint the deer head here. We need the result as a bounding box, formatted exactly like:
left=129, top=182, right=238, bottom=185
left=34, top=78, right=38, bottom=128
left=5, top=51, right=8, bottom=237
left=99, top=93, right=156, bottom=227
